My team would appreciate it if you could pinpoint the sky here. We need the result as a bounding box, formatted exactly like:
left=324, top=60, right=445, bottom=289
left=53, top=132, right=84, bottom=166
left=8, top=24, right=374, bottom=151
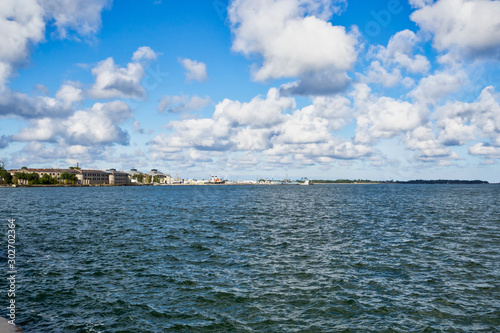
left=0, top=0, right=500, bottom=182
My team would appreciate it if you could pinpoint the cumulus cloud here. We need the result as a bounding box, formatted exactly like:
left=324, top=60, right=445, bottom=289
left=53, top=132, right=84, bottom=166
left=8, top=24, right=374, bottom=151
left=279, top=71, right=352, bottom=96
left=352, top=84, right=428, bottom=144
left=0, top=84, right=83, bottom=119
left=0, top=0, right=110, bottom=91
left=213, top=88, right=294, bottom=128
left=404, top=126, right=453, bottom=162
left=361, top=61, right=403, bottom=88
left=228, top=0, right=358, bottom=93
left=469, top=143, right=500, bottom=158
left=0, top=0, right=45, bottom=90
left=158, top=94, right=211, bottom=113
left=88, top=58, right=145, bottom=99
left=435, top=86, right=500, bottom=150
left=13, top=140, right=106, bottom=166
left=132, top=46, right=159, bottom=61
left=150, top=88, right=371, bottom=169
left=40, top=0, right=111, bottom=39
left=55, top=81, right=84, bottom=106
left=408, top=71, right=466, bottom=105
left=411, top=0, right=500, bottom=58
left=88, top=47, right=158, bottom=99
left=13, top=100, right=133, bottom=146
left=369, top=29, right=431, bottom=75
left=179, top=58, right=208, bottom=82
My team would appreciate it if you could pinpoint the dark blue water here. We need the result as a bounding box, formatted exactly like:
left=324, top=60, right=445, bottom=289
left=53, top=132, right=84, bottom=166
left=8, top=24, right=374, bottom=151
left=1, top=184, right=499, bottom=332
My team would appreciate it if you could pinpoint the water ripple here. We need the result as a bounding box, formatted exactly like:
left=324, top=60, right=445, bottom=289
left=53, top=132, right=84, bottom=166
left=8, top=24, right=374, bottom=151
left=0, top=184, right=499, bottom=332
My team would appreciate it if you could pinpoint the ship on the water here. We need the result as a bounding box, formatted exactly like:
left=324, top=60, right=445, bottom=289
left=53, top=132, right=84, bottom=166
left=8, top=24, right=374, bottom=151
left=281, top=179, right=299, bottom=185
left=205, top=175, right=225, bottom=185
left=299, top=177, right=311, bottom=185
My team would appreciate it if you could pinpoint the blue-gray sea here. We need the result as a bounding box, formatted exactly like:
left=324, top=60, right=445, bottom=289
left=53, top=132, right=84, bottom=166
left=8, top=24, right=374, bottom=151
left=1, top=184, right=499, bottom=332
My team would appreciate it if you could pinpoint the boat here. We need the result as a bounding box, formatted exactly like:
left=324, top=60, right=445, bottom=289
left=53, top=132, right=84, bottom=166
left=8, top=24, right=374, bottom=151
left=204, top=175, right=225, bottom=185
left=281, top=173, right=299, bottom=185
left=299, top=177, right=312, bottom=185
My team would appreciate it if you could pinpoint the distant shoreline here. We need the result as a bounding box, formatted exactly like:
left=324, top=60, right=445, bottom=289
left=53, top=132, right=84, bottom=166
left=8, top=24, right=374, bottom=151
left=1, top=181, right=496, bottom=188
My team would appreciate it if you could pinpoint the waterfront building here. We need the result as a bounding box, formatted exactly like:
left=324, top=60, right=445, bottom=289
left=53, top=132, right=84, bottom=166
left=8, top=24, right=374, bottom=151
left=8, top=167, right=131, bottom=185
left=75, top=169, right=131, bottom=185
left=75, top=169, right=110, bottom=185
left=127, top=168, right=142, bottom=183
left=107, top=169, right=131, bottom=185
left=9, top=168, right=80, bottom=185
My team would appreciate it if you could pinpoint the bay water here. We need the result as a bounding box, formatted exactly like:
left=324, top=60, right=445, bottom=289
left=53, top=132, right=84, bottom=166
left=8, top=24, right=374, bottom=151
left=1, top=184, right=499, bottom=332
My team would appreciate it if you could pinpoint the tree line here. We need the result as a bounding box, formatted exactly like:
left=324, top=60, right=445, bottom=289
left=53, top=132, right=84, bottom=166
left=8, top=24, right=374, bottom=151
left=0, top=162, right=78, bottom=185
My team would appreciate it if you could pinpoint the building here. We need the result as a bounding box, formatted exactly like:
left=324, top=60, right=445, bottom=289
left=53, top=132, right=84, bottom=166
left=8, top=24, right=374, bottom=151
left=75, top=169, right=131, bottom=185
left=74, top=169, right=110, bottom=185
left=9, top=168, right=80, bottom=184
left=127, top=168, right=142, bottom=183
left=108, top=169, right=130, bottom=185
left=7, top=167, right=137, bottom=185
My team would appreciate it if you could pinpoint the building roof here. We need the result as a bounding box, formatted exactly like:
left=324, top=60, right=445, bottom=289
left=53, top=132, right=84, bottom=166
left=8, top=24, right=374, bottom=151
left=127, top=169, right=142, bottom=176
left=9, top=168, right=79, bottom=174
left=80, top=169, right=110, bottom=174
left=145, top=169, right=166, bottom=176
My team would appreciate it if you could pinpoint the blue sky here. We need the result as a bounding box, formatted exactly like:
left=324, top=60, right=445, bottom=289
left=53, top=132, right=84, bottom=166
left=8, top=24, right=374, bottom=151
left=1, top=0, right=500, bottom=181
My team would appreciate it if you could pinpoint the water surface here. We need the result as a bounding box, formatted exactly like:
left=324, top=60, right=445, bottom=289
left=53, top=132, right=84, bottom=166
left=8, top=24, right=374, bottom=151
left=1, top=184, right=499, bottom=332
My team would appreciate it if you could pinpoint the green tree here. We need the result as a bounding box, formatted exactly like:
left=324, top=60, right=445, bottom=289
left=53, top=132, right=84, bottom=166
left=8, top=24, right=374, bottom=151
left=60, top=172, right=78, bottom=184
left=40, top=173, right=57, bottom=184
left=132, top=173, right=145, bottom=183
left=20, top=172, right=40, bottom=185
left=0, top=161, right=13, bottom=184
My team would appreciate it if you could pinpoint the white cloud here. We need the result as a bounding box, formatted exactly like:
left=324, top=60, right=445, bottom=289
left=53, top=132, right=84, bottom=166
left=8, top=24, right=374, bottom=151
left=408, top=71, right=466, bottom=105
left=370, top=29, right=431, bottom=74
left=13, top=101, right=133, bottom=146
left=279, top=71, right=352, bottom=96
left=158, top=94, right=211, bottom=113
left=309, top=95, right=352, bottom=130
left=150, top=87, right=373, bottom=169
left=132, top=46, right=159, bottom=61
left=409, top=0, right=434, bottom=8
left=469, top=143, right=500, bottom=158
left=404, top=126, right=453, bottom=161
left=352, top=84, right=428, bottom=144
left=0, top=0, right=110, bottom=91
left=40, top=0, right=111, bottom=39
left=411, top=0, right=500, bottom=58
left=179, top=58, right=208, bottom=82
left=0, top=90, right=75, bottom=119
left=228, top=0, right=358, bottom=88
left=0, top=0, right=45, bottom=90
left=435, top=86, right=500, bottom=148
left=13, top=140, right=111, bottom=167
left=55, top=82, right=84, bottom=106
left=362, top=61, right=403, bottom=88
left=88, top=47, right=158, bottom=99
left=213, top=88, right=294, bottom=128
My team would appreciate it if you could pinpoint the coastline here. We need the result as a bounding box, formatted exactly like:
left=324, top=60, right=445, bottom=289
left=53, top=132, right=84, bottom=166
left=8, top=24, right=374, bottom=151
left=1, top=182, right=496, bottom=188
